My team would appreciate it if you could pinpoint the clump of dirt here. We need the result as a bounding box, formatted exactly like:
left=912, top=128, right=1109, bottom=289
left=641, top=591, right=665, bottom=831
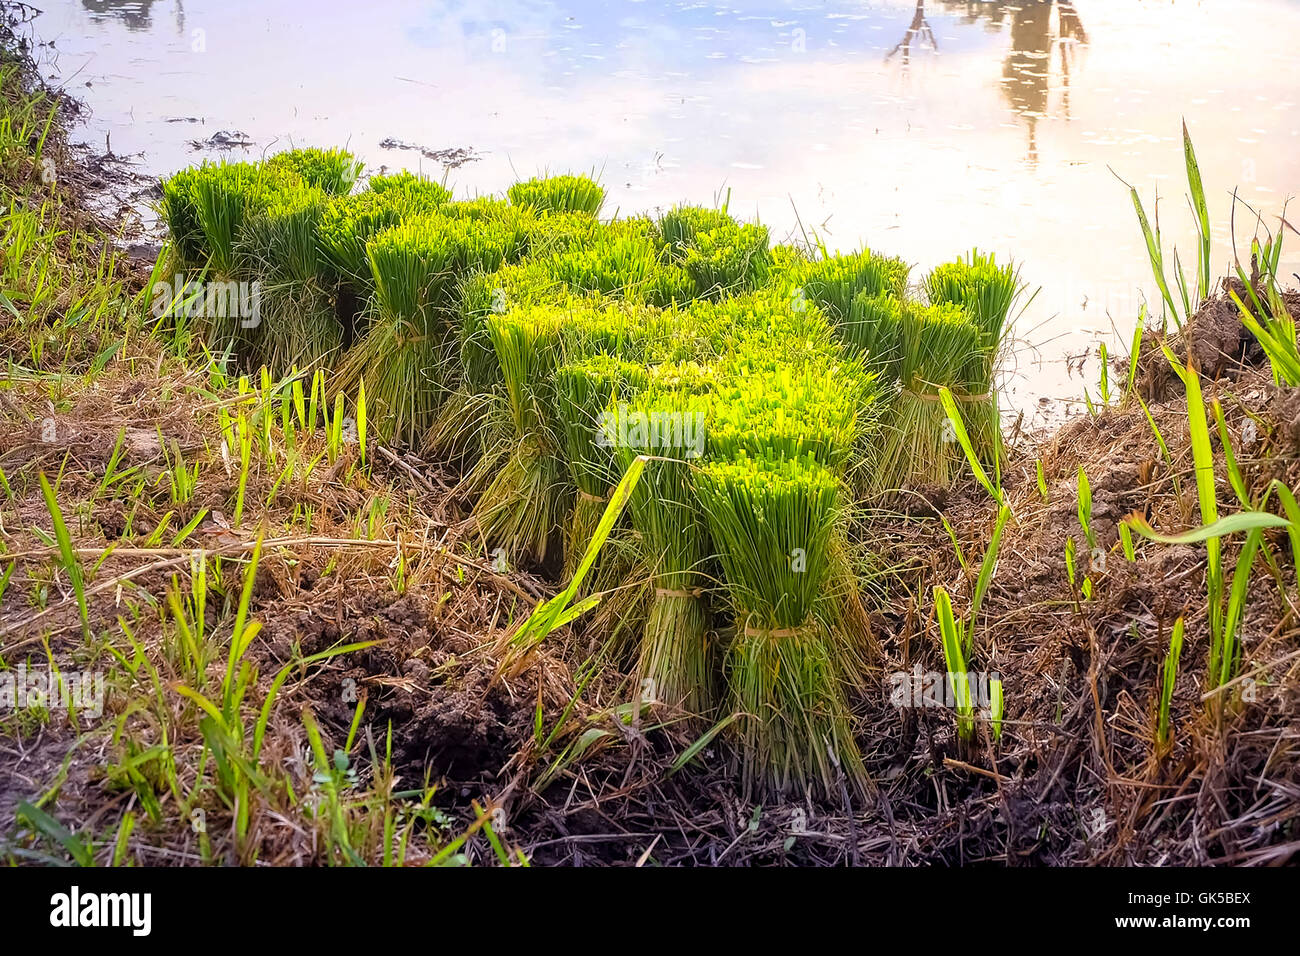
left=1136, top=278, right=1298, bottom=401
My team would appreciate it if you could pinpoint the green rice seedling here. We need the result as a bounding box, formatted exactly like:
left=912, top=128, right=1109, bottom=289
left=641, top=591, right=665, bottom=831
left=39, top=472, right=89, bottom=639
left=554, top=355, right=649, bottom=579
left=471, top=304, right=572, bottom=562
left=935, top=586, right=976, bottom=748
left=1126, top=305, right=1147, bottom=400
left=1157, top=616, right=1184, bottom=751
left=333, top=216, right=461, bottom=443
left=922, top=249, right=1025, bottom=468
left=990, top=677, right=1005, bottom=742
left=266, top=147, right=363, bottom=196
left=682, top=222, right=772, bottom=299
left=1120, top=521, right=1136, bottom=561
left=841, top=291, right=903, bottom=379
left=796, top=248, right=911, bottom=322
left=1098, top=343, right=1111, bottom=404
left=159, top=166, right=206, bottom=270
left=1077, top=466, right=1096, bottom=551
left=1036, top=459, right=1049, bottom=501
left=508, top=173, right=605, bottom=216
left=1114, top=122, right=1212, bottom=329
left=873, top=302, right=983, bottom=490
left=696, top=453, right=866, bottom=796
left=237, top=184, right=342, bottom=372
left=547, top=230, right=692, bottom=307
left=1229, top=238, right=1300, bottom=385
left=658, top=205, right=736, bottom=257
left=612, top=385, right=715, bottom=715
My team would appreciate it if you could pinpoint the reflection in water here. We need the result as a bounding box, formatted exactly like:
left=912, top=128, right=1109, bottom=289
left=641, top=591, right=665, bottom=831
left=887, top=1, right=938, bottom=68
left=1003, top=1, right=1088, bottom=165
left=81, top=1, right=160, bottom=32
left=900, top=1, right=1090, bottom=166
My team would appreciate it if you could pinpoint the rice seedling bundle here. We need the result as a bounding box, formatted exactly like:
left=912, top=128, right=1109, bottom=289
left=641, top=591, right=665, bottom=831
left=874, top=301, right=984, bottom=489
left=508, top=174, right=605, bottom=217
left=612, top=384, right=715, bottom=713
left=842, top=290, right=903, bottom=380
left=367, top=170, right=453, bottom=207
left=682, top=222, right=772, bottom=299
left=471, top=303, right=573, bottom=562
left=317, top=183, right=447, bottom=294
left=922, top=250, right=1023, bottom=468
left=686, top=289, right=840, bottom=372
left=524, top=210, right=605, bottom=260
left=554, top=355, right=649, bottom=578
left=235, top=183, right=342, bottom=372
left=709, top=347, right=867, bottom=473
left=265, top=147, right=363, bottom=196
left=797, top=249, right=910, bottom=322
left=159, top=166, right=206, bottom=270
left=658, top=205, right=736, bottom=257
left=191, top=161, right=299, bottom=277
left=693, top=453, right=865, bottom=796
left=547, top=232, right=692, bottom=308
left=333, top=215, right=459, bottom=443
left=454, top=260, right=568, bottom=400
left=181, top=161, right=303, bottom=358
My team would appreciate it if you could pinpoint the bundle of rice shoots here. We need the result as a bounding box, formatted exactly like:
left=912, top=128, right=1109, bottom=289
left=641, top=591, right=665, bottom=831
left=682, top=222, right=772, bottom=299
left=368, top=170, right=453, bottom=206
left=333, top=216, right=458, bottom=443
left=188, top=160, right=300, bottom=358
left=235, top=183, right=341, bottom=372
left=709, top=347, right=867, bottom=473
left=842, top=291, right=903, bottom=381
left=547, top=232, right=692, bottom=307
left=658, top=205, right=736, bottom=258
left=508, top=174, right=605, bottom=217
left=797, top=248, right=910, bottom=322
left=317, top=182, right=448, bottom=298
left=159, top=166, right=206, bottom=271
left=266, top=147, right=363, bottom=196
left=694, top=453, right=866, bottom=797
left=471, top=304, right=572, bottom=563
left=922, top=250, right=1024, bottom=469
left=554, top=355, right=649, bottom=579
left=613, top=385, right=714, bottom=715
left=873, top=301, right=983, bottom=490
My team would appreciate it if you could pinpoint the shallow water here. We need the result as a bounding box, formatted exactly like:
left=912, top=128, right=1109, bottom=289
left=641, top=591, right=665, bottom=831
left=25, top=0, right=1300, bottom=422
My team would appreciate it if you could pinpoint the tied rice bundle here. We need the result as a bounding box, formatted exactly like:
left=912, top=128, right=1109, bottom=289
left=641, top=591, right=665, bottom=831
left=471, top=304, right=571, bottom=563
left=923, top=250, right=1024, bottom=471
left=508, top=174, right=605, bottom=217
left=797, top=248, right=911, bottom=323
left=613, top=385, right=714, bottom=715
left=873, top=301, right=983, bottom=490
left=694, top=454, right=867, bottom=797
left=554, top=355, right=649, bottom=579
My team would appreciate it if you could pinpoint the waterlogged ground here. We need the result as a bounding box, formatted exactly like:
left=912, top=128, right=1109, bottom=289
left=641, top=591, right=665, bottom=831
left=24, top=0, right=1300, bottom=420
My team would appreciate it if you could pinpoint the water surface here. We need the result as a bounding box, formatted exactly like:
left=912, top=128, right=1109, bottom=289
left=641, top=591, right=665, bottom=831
left=27, top=0, right=1300, bottom=421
